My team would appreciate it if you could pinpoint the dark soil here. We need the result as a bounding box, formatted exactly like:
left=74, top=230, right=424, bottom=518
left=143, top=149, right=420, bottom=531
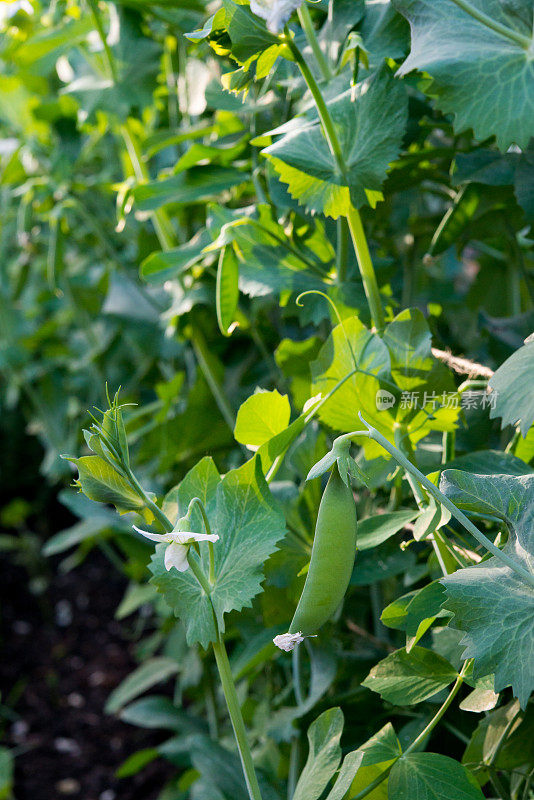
left=0, top=550, right=174, bottom=800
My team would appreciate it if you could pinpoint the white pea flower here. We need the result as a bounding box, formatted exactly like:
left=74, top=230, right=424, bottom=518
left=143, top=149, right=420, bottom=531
left=273, top=631, right=305, bottom=651
left=133, top=523, right=219, bottom=572
left=249, top=0, right=304, bottom=34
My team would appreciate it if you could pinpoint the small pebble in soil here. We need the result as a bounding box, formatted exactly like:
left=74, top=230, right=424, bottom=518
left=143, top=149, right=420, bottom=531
left=100, top=790, right=116, bottom=800
left=13, top=620, right=31, bottom=635
left=56, top=778, right=81, bottom=795
left=67, top=692, right=85, bottom=708
left=55, top=599, right=73, bottom=627
left=54, top=737, right=81, bottom=756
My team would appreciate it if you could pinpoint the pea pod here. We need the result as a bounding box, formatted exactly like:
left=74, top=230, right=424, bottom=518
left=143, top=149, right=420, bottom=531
left=289, top=466, right=357, bottom=637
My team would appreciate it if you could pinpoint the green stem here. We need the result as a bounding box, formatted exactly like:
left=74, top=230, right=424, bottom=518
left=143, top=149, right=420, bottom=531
left=87, top=0, right=119, bottom=83
left=292, top=642, right=304, bottom=706
left=357, top=416, right=534, bottom=589
left=351, top=663, right=468, bottom=800
left=448, top=0, right=531, bottom=48
left=125, top=467, right=174, bottom=533
left=347, top=206, right=385, bottom=333
left=191, top=497, right=216, bottom=584
left=297, top=4, right=333, bottom=81
left=442, top=430, right=455, bottom=464
left=212, top=638, right=264, bottom=800
left=287, top=38, right=385, bottom=333
left=336, top=217, right=349, bottom=284
left=120, top=121, right=177, bottom=250
left=404, top=662, right=469, bottom=755
left=190, top=323, right=236, bottom=433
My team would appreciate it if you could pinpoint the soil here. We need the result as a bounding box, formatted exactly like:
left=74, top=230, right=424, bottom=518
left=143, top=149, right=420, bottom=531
left=0, top=550, right=175, bottom=800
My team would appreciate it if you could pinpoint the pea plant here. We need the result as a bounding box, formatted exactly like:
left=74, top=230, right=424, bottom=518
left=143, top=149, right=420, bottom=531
left=2, top=0, right=534, bottom=798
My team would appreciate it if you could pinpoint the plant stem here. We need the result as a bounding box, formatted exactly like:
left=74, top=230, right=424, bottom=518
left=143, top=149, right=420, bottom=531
left=190, top=323, right=236, bottom=432
left=292, top=641, right=304, bottom=706
left=120, top=120, right=177, bottom=250
left=404, top=662, right=469, bottom=755
left=125, top=466, right=175, bottom=533
left=347, top=207, right=385, bottom=333
left=357, top=416, right=534, bottom=588
left=297, top=4, right=333, bottom=81
left=448, top=0, right=531, bottom=48
left=87, top=0, right=118, bottom=83
left=212, top=638, right=264, bottom=800
left=336, top=217, right=349, bottom=284
left=191, top=497, right=216, bottom=584
left=351, top=662, right=469, bottom=800
left=286, top=37, right=385, bottom=333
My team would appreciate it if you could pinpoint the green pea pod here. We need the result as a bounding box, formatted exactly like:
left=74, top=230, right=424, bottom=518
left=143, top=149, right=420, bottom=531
left=289, top=466, right=357, bottom=636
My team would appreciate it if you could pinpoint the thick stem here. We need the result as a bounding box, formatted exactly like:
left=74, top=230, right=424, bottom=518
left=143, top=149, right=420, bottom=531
left=287, top=39, right=385, bottom=332
left=297, top=4, right=333, bottom=81
left=448, top=0, right=531, bottom=48
left=336, top=217, right=349, bottom=284
left=357, top=416, right=534, bottom=589
left=347, top=207, right=385, bottom=333
left=212, top=639, right=264, bottom=800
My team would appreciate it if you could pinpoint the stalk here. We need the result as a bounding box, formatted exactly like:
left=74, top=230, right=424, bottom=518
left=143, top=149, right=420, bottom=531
left=130, top=478, right=263, bottom=800
left=297, top=5, right=333, bottom=81
left=448, top=0, right=531, bottom=48
left=350, top=663, right=469, bottom=800
left=286, top=37, right=385, bottom=333
left=356, top=416, right=534, bottom=588
left=212, top=638, right=264, bottom=800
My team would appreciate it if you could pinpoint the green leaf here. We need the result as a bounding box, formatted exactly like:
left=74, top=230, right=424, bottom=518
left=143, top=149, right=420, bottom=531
left=361, top=646, right=458, bottom=705
left=140, top=230, right=210, bottom=285
left=310, top=315, right=391, bottom=437
left=357, top=510, right=418, bottom=550
left=393, top=0, right=534, bottom=150
left=221, top=0, right=281, bottom=67
left=120, top=696, right=187, bottom=730
left=345, top=723, right=402, bottom=800
left=115, top=748, right=159, bottom=779
left=293, top=708, right=344, bottom=800
left=439, top=469, right=534, bottom=708
left=65, top=456, right=144, bottom=513
left=382, top=308, right=459, bottom=438
left=234, top=390, right=291, bottom=449
left=0, top=748, right=14, bottom=800
left=262, top=66, right=407, bottom=217
left=489, top=340, right=534, bottom=436
left=133, top=166, right=246, bottom=212
left=216, top=246, right=239, bottom=336
left=149, top=456, right=286, bottom=648
left=325, top=751, right=364, bottom=800
left=105, top=657, right=179, bottom=713
left=388, top=753, right=484, bottom=800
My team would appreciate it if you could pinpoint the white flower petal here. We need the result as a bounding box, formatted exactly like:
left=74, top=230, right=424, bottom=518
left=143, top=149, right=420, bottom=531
left=133, top=525, right=170, bottom=543
left=164, top=542, right=190, bottom=572
left=273, top=632, right=304, bottom=652
left=173, top=530, right=219, bottom=545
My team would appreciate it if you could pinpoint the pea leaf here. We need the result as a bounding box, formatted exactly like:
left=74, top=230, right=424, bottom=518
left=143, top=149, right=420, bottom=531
left=261, top=65, right=407, bottom=218
left=149, top=456, right=286, bottom=648
left=105, top=657, right=179, bottom=713
left=293, top=708, right=344, bottom=800
left=489, top=340, right=534, bottom=436
left=234, top=389, right=291, bottom=449
left=362, top=646, right=458, bottom=705
left=388, top=753, right=484, bottom=800
left=393, top=0, right=534, bottom=150
left=65, top=455, right=145, bottom=514
left=440, top=469, right=534, bottom=707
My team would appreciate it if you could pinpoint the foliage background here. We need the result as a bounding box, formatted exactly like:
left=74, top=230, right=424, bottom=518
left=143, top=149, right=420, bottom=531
left=0, top=0, right=533, bottom=798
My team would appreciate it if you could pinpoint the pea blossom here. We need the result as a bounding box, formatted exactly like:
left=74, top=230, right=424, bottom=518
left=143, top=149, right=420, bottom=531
left=133, top=523, right=219, bottom=572
left=249, top=0, right=304, bottom=33
left=273, top=631, right=305, bottom=651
